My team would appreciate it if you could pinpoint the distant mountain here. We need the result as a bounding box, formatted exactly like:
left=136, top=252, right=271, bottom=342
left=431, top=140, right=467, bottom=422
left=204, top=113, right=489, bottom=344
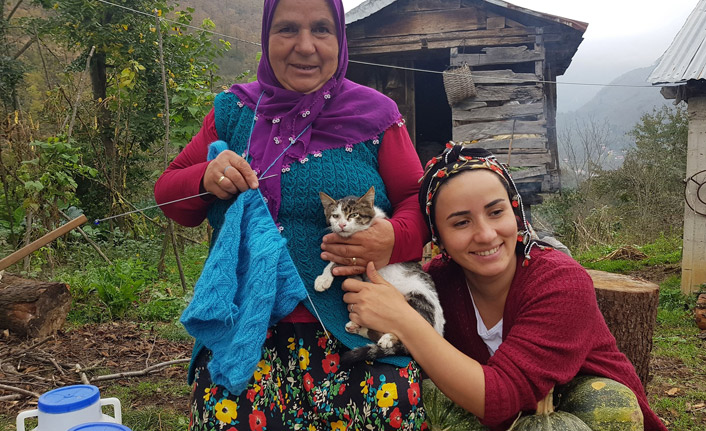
left=556, top=64, right=673, bottom=169
left=564, top=65, right=671, bottom=129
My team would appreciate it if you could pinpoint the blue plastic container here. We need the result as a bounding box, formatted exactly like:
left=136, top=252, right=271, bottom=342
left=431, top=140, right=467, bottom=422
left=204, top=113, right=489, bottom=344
left=16, top=384, right=123, bottom=431
left=39, top=385, right=101, bottom=414
left=68, top=423, right=132, bottom=431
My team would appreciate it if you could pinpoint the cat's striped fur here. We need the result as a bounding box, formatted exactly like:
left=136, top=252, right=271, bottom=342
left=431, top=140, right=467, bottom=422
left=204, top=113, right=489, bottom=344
left=315, top=186, right=445, bottom=364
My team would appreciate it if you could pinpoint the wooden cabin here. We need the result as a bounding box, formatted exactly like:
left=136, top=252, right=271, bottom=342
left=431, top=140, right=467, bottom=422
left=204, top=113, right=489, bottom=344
left=345, top=0, right=587, bottom=207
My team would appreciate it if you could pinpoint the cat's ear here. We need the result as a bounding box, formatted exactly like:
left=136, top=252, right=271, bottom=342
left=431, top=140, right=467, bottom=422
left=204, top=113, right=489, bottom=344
left=319, top=191, right=336, bottom=208
left=359, top=186, right=375, bottom=206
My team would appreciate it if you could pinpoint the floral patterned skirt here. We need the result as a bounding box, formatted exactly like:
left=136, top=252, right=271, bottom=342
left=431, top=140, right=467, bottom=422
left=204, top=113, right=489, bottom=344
left=189, top=322, right=427, bottom=431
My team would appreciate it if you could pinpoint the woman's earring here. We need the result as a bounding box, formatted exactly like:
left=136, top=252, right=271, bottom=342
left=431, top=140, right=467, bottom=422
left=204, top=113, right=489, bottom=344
left=441, top=248, right=451, bottom=262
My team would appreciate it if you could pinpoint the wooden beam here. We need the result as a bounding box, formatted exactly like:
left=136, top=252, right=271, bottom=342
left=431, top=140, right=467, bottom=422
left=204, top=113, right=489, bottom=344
left=453, top=119, right=546, bottom=140
left=469, top=70, right=540, bottom=84
left=451, top=46, right=545, bottom=67
left=474, top=137, right=548, bottom=150
left=348, top=36, right=536, bottom=56
left=347, top=26, right=536, bottom=46
left=506, top=166, right=547, bottom=180
left=0, top=215, right=88, bottom=271
left=470, top=84, right=543, bottom=103
left=362, top=8, right=484, bottom=38
left=493, top=152, right=552, bottom=167
left=452, top=101, right=544, bottom=121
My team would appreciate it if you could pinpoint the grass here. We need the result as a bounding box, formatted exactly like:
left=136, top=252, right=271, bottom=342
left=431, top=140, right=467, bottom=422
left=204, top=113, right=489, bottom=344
left=2, top=233, right=704, bottom=430
left=104, top=379, right=192, bottom=431
left=575, top=235, right=683, bottom=273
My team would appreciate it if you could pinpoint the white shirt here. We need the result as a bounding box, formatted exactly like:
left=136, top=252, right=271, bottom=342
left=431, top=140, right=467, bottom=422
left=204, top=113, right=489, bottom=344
left=467, top=281, right=504, bottom=356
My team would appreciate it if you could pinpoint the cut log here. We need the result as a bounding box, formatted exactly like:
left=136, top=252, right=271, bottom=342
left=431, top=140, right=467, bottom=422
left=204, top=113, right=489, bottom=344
left=587, top=270, right=659, bottom=391
left=0, top=273, right=71, bottom=338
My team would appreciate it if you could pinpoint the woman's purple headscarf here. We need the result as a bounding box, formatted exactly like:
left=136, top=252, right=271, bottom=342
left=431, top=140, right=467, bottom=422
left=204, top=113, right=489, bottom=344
left=229, top=0, right=402, bottom=218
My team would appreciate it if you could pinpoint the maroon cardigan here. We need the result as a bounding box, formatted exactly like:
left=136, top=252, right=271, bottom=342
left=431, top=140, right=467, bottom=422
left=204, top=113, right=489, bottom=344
left=424, top=249, right=667, bottom=430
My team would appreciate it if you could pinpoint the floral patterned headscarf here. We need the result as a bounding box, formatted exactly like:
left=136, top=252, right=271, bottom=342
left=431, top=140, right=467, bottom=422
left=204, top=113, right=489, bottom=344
left=418, top=142, right=544, bottom=266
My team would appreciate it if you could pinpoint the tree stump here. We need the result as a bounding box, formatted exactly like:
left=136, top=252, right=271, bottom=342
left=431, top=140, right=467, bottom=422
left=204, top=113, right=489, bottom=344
left=587, top=270, right=659, bottom=391
left=0, top=273, right=72, bottom=338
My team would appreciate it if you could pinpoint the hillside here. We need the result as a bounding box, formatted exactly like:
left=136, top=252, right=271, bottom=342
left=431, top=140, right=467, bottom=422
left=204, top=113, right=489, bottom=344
left=178, top=0, right=263, bottom=84
left=556, top=65, right=674, bottom=168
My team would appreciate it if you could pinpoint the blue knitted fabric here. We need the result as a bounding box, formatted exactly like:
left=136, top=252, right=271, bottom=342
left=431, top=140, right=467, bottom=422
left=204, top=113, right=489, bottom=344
left=180, top=141, right=307, bottom=394
left=212, top=90, right=412, bottom=368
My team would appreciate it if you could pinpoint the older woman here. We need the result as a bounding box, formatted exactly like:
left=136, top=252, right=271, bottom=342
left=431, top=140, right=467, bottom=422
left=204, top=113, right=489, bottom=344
left=154, top=0, right=429, bottom=429
left=342, top=144, right=668, bottom=431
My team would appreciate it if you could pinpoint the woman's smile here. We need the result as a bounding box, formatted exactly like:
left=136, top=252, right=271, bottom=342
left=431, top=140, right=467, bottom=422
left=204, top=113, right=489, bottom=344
left=471, top=244, right=502, bottom=257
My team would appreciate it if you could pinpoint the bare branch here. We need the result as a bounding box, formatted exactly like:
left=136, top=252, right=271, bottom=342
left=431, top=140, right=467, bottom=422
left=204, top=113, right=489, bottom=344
left=12, top=36, right=36, bottom=60
left=91, top=358, right=190, bottom=382
left=0, top=383, right=40, bottom=398
left=6, top=0, right=24, bottom=21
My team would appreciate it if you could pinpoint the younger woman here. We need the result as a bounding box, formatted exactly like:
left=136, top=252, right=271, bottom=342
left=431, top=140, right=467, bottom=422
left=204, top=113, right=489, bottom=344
left=342, top=143, right=668, bottom=430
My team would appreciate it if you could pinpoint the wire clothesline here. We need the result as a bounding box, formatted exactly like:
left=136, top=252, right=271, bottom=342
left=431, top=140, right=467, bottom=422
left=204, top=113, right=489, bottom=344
left=77, top=0, right=660, bottom=225
left=91, top=0, right=657, bottom=89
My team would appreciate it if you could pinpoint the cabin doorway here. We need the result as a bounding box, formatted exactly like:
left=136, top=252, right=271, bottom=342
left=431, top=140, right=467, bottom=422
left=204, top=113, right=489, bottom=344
left=414, top=56, right=452, bottom=165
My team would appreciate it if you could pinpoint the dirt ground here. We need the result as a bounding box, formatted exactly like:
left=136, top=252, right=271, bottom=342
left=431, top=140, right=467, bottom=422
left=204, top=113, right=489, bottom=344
left=0, top=321, right=194, bottom=421
left=0, top=264, right=702, bottom=428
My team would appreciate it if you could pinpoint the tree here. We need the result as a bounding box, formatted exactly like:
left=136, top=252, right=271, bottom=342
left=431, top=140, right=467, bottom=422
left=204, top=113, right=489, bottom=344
left=558, top=117, right=618, bottom=188
left=595, top=104, right=688, bottom=241
left=32, top=0, right=228, bottom=221
left=538, top=105, right=688, bottom=249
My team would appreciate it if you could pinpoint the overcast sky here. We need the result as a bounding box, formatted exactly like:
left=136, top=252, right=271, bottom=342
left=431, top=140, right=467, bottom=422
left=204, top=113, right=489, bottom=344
left=342, top=0, right=698, bottom=111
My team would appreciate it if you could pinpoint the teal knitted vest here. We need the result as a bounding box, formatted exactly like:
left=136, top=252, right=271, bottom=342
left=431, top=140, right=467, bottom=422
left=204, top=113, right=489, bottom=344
left=211, top=91, right=411, bottom=367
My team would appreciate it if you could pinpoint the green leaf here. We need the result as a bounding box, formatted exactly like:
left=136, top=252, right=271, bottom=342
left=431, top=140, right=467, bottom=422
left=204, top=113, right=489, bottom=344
left=24, top=181, right=45, bottom=192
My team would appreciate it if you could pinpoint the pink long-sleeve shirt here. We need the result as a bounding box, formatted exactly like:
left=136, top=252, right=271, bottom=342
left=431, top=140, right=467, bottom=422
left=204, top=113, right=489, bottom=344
left=154, top=109, right=429, bottom=265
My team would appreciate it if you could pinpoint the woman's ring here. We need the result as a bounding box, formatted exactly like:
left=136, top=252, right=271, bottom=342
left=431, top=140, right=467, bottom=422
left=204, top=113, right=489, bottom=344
left=218, top=175, right=226, bottom=184
left=352, top=257, right=357, bottom=266
left=349, top=304, right=354, bottom=313
left=224, top=165, right=232, bottom=174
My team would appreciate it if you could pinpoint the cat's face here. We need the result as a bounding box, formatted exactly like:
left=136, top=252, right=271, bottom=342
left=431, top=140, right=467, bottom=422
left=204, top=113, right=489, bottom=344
left=319, top=187, right=376, bottom=237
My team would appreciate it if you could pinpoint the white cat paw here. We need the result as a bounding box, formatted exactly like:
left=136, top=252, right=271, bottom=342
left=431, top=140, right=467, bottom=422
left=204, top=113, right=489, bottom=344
left=345, top=321, right=361, bottom=334
left=314, top=274, right=333, bottom=292
left=377, top=333, right=399, bottom=349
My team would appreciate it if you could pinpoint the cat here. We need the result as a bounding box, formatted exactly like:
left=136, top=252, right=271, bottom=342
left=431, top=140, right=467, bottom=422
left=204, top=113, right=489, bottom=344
left=314, top=186, right=445, bottom=364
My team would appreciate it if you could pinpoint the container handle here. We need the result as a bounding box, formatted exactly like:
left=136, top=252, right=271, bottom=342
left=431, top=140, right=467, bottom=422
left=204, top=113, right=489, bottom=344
left=16, top=408, right=39, bottom=431
left=100, top=398, right=122, bottom=424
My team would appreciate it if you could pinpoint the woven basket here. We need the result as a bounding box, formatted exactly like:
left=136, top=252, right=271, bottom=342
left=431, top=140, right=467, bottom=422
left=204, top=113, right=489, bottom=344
left=442, top=63, right=477, bottom=106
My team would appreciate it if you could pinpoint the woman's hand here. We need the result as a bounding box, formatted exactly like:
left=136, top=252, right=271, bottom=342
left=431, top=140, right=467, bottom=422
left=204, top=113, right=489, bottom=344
left=320, top=218, right=394, bottom=276
left=342, top=262, right=413, bottom=335
left=203, top=150, right=259, bottom=199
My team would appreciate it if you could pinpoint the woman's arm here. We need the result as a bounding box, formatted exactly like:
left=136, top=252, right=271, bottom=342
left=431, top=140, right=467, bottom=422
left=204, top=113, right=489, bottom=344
left=344, top=254, right=602, bottom=427
left=154, top=109, right=258, bottom=227
left=377, top=124, right=430, bottom=263
left=320, top=124, right=430, bottom=274
left=154, top=110, right=217, bottom=227
left=342, top=262, right=487, bottom=417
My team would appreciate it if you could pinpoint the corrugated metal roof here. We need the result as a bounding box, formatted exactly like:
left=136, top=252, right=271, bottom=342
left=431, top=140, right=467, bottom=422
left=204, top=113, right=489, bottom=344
left=345, top=0, right=588, bottom=32
left=649, top=0, right=706, bottom=85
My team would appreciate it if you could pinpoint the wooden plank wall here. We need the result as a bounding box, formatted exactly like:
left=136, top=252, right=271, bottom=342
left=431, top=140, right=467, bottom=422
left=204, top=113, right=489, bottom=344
left=448, top=30, right=556, bottom=193
left=346, top=0, right=568, bottom=195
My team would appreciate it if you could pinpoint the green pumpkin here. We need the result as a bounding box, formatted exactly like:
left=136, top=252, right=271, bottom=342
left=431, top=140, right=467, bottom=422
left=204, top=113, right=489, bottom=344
left=509, top=388, right=592, bottom=431
left=554, top=376, right=644, bottom=431
left=422, top=379, right=487, bottom=431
